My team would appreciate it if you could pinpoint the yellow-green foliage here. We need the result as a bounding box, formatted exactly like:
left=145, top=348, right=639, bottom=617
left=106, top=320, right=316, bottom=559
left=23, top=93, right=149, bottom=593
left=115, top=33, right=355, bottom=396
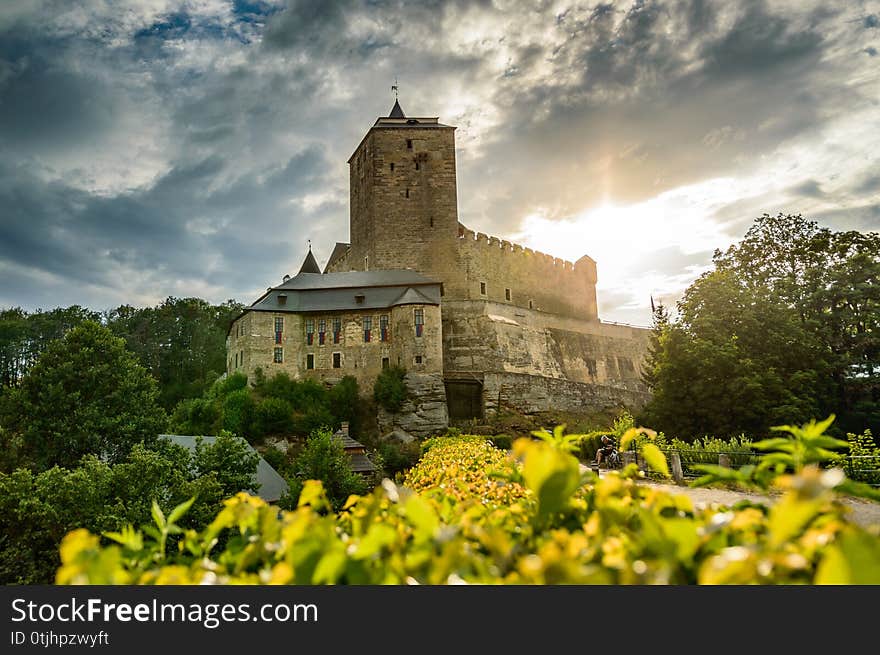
left=403, top=436, right=527, bottom=506
left=55, top=423, right=880, bottom=585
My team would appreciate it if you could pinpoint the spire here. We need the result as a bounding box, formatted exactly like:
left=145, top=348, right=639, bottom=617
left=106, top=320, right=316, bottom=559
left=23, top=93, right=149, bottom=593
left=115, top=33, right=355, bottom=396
left=389, top=99, right=405, bottom=118
left=298, top=243, right=321, bottom=274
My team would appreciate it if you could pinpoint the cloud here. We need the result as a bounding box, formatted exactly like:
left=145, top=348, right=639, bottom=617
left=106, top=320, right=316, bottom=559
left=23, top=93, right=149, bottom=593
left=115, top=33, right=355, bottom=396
left=0, top=0, right=878, bottom=327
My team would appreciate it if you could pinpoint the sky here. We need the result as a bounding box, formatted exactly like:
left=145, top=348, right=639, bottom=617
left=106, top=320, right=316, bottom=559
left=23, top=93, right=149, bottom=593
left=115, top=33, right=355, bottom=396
left=1, top=0, right=879, bottom=326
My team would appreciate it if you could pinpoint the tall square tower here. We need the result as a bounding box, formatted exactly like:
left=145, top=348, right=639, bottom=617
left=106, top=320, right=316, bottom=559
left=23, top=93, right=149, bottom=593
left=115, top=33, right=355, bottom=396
left=346, top=101, right=460, bottom=287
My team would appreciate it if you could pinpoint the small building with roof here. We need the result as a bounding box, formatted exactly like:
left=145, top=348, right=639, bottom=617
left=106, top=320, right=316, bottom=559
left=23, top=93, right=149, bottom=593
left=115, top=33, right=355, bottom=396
left=227, top=248, right=443, bottom=389
left=333, top=422, right=376, bottom=476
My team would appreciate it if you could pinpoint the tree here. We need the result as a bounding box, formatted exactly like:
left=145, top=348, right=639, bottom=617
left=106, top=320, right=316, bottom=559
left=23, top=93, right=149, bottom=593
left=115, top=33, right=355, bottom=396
left=641, top=213, right=878, bottom=439
left=283, top=427, right=367, bottom=510
left=106, top=297, right=244, bottom=409
left=374, top=366, right=407, bottom=413
left=3, top=321, right=168, bottom=469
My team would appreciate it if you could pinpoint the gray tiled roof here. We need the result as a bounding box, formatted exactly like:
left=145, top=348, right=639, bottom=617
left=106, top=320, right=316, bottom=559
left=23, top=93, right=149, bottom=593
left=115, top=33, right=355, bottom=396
left=159, top=434, right=288, bottom=503
left=249, top=270, right=441, bottom=313
left=277, top=270, right=437, bottom=290
left=347, top=452, right=376, bottom=473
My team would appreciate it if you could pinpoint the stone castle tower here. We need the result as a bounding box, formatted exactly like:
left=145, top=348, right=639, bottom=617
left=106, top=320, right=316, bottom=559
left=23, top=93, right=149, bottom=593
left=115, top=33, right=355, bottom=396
left=326, top=100, right=650, bottom=420
left=337, top=100, right=461, bottom=292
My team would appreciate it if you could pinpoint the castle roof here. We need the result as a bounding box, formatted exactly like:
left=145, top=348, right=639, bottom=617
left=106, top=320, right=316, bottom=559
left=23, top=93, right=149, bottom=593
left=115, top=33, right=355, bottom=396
left=389, top=99, right=405, bottom=118
left=298, top=248, right=321, bottom=274
left=324, top=242, right=351, bottom=273
left=247, top=269, right=441, bottom=314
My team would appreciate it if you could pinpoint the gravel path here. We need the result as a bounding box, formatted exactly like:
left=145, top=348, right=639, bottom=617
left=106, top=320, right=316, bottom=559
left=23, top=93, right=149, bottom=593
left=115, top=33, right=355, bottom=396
left=581, top=465, right=880, bottom=529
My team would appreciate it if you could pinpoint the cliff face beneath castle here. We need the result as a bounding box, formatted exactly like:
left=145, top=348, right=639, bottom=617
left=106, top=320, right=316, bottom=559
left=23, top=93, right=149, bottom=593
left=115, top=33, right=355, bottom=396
left=442, top=299, right=651, bottom=416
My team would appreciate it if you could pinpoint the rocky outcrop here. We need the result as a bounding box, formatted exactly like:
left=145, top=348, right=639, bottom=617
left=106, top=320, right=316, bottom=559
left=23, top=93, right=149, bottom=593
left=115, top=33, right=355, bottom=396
left=377, top=373, right=449, bottom=439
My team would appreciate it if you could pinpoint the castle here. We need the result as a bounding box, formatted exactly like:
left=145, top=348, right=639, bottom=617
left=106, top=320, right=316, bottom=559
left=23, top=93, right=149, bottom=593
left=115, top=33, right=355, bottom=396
left=227, top=100, right=651, bottom=436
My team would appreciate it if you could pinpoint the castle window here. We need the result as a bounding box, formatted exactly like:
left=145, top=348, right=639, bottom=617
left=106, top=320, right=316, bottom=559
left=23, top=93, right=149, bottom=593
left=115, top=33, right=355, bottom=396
left=355, top=293, right=365, bottom=304
left=235, top=352, right=238, bottom=368
left=390, top=163, right=395, bottom=172
left=415, top=161, right=420, bottom=171
left=382, top=357, right=390, bottom=369
left=405, top=188, right=410, bottom=198
left=306, top=353, right=314, bottom=369
left=414, top=355, right=423, bottom=365
left=332, top=317, right=341, bottom=343
left=380, top=314, right=389, bottom=341
left=414, top=308, right=424, bottom=337
left=363, top=316, right=372, bottom=342
left=406, top=139, right=413, bottom=149
left=430, top=217, right=434, bottom=227
left=278, top=294, right=287, bottom=306
left=274, top=317, right=283, bottom=344
left=333, top=352, right=341, bottom=369
left=480, top=282, right=487, bottom=296
left=305, top=318, right=314, bottom=345
left=364, top=257, right=368, bottom=271
left=529, top=299, right=534, bottom=309
left=274, top=348, right=283, bottom=364
left=318, top=318, right=326, bottom=345
left=505, top=288, right=511, bottom=301
left=440, top=283, right=444, bottom=296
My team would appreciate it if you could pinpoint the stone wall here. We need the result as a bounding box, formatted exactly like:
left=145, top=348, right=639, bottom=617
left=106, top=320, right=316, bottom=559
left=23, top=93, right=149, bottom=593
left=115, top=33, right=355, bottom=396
left=441, top=299, right=650, bottom=388
left=482, top=372, right=650, bottom=416
left=377, top=372, right=449, bottom=438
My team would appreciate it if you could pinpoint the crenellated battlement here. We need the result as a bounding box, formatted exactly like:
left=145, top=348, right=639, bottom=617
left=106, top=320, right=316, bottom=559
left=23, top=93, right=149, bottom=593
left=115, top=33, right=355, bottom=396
left=454, top=223, right=598, bottom=320
left=457, top=223, right=592, bottom=276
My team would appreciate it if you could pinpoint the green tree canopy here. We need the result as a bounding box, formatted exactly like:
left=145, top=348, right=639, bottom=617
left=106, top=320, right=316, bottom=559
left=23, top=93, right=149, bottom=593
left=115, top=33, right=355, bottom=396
left=3, top=321, right=168, bottom=469
left=641, top=213, right=878, bottom=439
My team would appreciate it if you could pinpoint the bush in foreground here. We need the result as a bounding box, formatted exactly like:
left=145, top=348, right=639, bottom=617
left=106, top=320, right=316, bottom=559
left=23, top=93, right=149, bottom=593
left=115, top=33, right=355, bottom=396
left=56, top=419, right=880, bottom=584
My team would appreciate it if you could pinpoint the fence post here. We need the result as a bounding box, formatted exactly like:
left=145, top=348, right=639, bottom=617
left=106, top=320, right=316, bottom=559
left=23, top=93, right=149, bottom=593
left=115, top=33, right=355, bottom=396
left=669, top=451, right=684, bottom=485
left=718, top=453, right=731, bottom=468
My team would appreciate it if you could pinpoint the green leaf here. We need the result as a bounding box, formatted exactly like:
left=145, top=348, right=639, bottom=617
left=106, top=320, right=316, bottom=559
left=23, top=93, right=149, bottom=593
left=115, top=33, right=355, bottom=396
left=521, top=445, right=581, bottom=518
left=752, top=437, right=795, bottom=452
left=404, top=494, right=439, bottom=539
left=151, top=500, right=166, bottom=530
left=167, top=496, right=196, bottom=527
left=640, top=443, right=669, bottom=477
left=768, top=494, right=822, bottom=548
left=619, top=428, right=639, bottom=452
left=815, top=529, right=880, bottom=584
left=353, top=524, right=398, bottom=559
left=313, top=549, right=347, bottom=584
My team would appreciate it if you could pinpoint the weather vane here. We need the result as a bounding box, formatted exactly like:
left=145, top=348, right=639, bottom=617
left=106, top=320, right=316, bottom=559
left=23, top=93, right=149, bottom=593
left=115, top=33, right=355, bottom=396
left=391, top=77, right=399, bottom=99
left=307, top=238, right=311, bottom=251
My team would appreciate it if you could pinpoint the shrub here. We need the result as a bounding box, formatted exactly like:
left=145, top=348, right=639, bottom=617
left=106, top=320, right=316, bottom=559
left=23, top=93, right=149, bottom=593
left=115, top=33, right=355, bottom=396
left=282, top=427, right=367, bottom=511
left=374, top=366, right=407, bottom=413
left=192, top=431, right=260, bottom=498
left=52, top=417, right=880, bottom=585
left=221, top=388, right=255, bottom=438
left=170, top=397, right=221, bottom=436
left=377, top=440, right=421, bottom=478
left=328, top=376, right=359, bottom=428
left=252, top=397, right=295, bottom=438
left=210, top=372, right=248, bottom=398
left=488, top=434, right=514, bottom=450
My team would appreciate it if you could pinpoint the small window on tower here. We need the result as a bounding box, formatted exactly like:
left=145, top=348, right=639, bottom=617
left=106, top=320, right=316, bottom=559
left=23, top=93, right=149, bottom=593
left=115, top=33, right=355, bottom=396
left=406, top=139, right=413, bottom=149
left=390, top=163, right=395, bottom=172
left=274, top=348, right=283, bottom=364
left=440, top=283, right=444, bottom=296
left=333, top=352, right=341, bottom=369
left=480, top=282, right=487, bottom=296
left=382, top=357, right=390, bottom=369
left=415, top=161, right=420, bottom=171
left=529, top=299, right=534, bottom=309
left=405, top=188, right=410, bottom=198
left=430, top=217, right=434, bottom=227
left=414, top=355, right=423, bottom=365
left=505, top=288, right=511, bottom=301
left=306, top=353, right=314, bottom=369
